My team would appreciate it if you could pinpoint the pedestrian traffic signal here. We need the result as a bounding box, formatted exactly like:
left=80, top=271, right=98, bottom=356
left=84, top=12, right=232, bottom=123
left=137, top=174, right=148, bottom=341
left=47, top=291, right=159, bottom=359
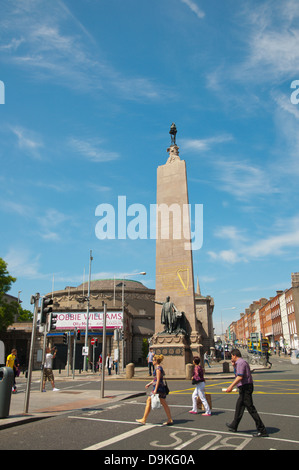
left=50, top=312, right=57, bottom=330
left=63, top=332, right=68, bottom=344
left=40, top=298, right=53, bottom=325
left=76, top=329, right=81, bottom=340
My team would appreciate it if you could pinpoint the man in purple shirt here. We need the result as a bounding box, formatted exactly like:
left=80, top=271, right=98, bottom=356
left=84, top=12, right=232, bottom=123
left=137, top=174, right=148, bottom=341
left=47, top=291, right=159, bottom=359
left=226, top=349, right=268, bottom=437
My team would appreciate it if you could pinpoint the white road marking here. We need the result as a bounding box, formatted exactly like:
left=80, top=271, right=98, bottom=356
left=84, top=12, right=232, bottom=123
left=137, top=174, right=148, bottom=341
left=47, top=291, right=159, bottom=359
left=69, top=418, right=157, bottom=450
left=69, top=415, right=299, bottom=447
left=127, top=401, right=299, bottom=419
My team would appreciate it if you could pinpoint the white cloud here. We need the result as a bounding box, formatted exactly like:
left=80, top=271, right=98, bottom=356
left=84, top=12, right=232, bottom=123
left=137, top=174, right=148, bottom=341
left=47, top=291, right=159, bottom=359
left=181, top=0, right=205, bottom=20
left=246, top=226, right=299, bottom=258
left=0, top=1, right=167, bottom=101
left=68, top=137, right=120, bottom=163
left=182, top=134, right=233, bottom=152
left=214, top=226, right=248, bottom=243
left=5, top=247, right=43, bottom=280
left=215, top=160, right=279, bottom=201
left=11, top=126, right=43, bottom=159
left=183, top=132, right=279, bottom=201
left=0, top=199, right=34, bottom=217
left=229, top=1, right=299, bottom=84
left=209, top=215, right=299, bottom=264
left=208, top=249, right=240, bottom=264
left=37, top=208, right=74, bottom=241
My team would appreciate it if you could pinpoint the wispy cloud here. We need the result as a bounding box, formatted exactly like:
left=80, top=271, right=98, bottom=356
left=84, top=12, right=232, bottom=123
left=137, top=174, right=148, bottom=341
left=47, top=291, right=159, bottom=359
left=5, top=247, right=43, bottom=280
left=236, top=1, right=299, bottom=83
left=0, top=197, right=74, bottom=243
left=0, top=199, right=34, bottom=217
left=0, top=0, right=167, bottom=101
left=68, top=137, right=120, bottom=163
left=37, top=208, right=72, bottom=241
left=181, top=0, right=205, bottom=20
left=214, top=226, right=248, bottom=243
left=11, top=126, right=43, bottom=159
left=209, top=215, right=299, bottom=264
left=183, top=133, right=278, bottom=201
left=182, top=134, right=233, bottom=152
left=215, top=159, right=279, bottom=201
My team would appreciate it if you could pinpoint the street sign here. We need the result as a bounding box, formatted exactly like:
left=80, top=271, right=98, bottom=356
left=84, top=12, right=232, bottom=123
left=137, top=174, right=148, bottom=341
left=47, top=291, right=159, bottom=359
left=82, top=346, right=89, bottom=356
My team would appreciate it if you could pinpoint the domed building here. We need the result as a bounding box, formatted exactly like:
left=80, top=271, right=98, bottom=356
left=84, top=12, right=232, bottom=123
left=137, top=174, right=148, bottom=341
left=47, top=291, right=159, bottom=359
left=3, top=278, right=214, bottom=372
left=46, top=278, right=155, bottom=370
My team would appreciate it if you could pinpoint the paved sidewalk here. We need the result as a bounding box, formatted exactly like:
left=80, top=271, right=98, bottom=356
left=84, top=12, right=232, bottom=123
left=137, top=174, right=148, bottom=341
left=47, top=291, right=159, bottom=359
left=0, top=370, right=145, bottom=430
left=0, top=362, right=266, bottom=429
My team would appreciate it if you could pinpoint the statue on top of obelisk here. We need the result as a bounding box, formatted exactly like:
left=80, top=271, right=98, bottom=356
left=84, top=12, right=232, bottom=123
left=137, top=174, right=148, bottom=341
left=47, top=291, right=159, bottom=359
left=167, top=123, right=180, bottom=163
left=169, top=123, right=177, bottom=146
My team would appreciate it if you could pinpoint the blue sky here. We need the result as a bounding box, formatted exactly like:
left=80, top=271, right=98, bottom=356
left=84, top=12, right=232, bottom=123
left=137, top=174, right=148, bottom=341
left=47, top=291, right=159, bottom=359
left=1, top=0, right=299, bottom=333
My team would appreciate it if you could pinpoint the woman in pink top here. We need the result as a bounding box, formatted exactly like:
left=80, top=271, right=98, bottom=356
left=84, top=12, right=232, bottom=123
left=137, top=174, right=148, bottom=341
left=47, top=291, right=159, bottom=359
left=189, top=356, right=211, bottom=416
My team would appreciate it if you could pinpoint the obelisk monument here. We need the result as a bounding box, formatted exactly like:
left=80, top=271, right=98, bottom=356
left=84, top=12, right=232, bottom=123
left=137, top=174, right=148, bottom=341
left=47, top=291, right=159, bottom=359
left=152, top=124, right=202, bottom=376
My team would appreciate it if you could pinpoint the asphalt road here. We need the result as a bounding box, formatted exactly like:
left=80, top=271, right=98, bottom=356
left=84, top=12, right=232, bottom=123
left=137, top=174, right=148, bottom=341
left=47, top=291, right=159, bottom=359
left=1, top=355, right=298, bottom=453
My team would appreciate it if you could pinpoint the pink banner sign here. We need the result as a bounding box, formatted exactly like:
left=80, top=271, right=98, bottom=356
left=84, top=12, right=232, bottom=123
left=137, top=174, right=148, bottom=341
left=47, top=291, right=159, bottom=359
left=55, top=311, right=123, bottom=330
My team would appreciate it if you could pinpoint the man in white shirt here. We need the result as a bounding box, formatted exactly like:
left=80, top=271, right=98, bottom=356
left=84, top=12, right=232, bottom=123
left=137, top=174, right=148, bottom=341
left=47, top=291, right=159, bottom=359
left=147, top=347, right=154, bottom=376
left=42, top=347, right=59, bottom=392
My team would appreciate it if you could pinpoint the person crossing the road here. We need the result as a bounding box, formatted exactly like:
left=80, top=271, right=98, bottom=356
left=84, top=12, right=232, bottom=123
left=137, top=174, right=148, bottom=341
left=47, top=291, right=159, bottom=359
left=226, top=348, right=268, bottom=437
left=189, top=356, right=211, bottom=416
left=136, top=354, right=173, bottom=426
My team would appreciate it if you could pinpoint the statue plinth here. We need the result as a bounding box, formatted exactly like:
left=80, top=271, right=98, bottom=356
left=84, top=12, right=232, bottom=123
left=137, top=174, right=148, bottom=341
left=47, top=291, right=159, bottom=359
left=151, top=330, right=203, bottom=377
left=151, top=333, right=190, bottom=376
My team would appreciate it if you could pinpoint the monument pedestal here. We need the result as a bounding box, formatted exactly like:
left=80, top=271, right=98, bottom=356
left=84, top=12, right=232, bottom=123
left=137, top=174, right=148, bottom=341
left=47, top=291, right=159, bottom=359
left=151, top=332, right=203, bottom=377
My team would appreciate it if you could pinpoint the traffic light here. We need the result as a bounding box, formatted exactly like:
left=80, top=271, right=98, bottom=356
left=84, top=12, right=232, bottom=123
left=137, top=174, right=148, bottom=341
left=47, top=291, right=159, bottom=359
left=76, top=329, right=81, bottom=341
left=50, top=312, right=57, bottom=330
left=40, top=298, right=53, bottom=325
left=63, top=332, right=68, bottom=344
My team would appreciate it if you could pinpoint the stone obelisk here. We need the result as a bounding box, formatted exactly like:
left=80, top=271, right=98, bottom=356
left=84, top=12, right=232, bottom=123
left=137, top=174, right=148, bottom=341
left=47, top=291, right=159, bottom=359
left=152, top=124, right=202, bottom=376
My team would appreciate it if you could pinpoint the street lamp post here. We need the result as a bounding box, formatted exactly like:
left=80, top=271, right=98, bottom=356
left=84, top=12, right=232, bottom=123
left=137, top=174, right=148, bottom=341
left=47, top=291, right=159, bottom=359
left=84, top=250, right=93, bottom=372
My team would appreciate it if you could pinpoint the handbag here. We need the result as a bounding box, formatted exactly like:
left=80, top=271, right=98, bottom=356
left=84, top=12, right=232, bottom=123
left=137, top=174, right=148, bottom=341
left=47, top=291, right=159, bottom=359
left=151, top=394, right=161, bottom=409
left=197, top=393, right=212, bottom=410
left=192, top=378, right=200, bottom=385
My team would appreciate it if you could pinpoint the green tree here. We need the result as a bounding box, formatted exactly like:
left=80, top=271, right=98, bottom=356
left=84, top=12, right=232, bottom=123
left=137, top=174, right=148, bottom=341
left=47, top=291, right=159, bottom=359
left=142, top=338, right=149, bottom=364
left=17, top=308, right=33, bottom=322
left=0, top=257, right=18, bottom=332
left=0, top=257, right=16, bottom=294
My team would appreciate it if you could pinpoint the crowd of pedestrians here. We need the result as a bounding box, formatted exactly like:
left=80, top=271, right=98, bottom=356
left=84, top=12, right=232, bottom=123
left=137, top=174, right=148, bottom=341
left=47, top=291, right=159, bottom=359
left=137, top=348, right=268, bottom=438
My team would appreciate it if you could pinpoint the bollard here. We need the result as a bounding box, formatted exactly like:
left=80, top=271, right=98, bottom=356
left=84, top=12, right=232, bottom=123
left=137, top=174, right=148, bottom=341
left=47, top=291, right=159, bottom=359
left=126, top=363, right=135, bottom=379
left=186, top=363, right=193, bottom=380
left=0, top=367, right=14, bottom=418
left=223, top=362, right=230, bottom=373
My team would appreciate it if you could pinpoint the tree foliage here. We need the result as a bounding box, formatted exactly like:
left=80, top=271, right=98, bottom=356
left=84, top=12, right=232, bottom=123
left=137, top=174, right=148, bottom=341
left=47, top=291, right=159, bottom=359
left=0, top=257, right=32, bottom=331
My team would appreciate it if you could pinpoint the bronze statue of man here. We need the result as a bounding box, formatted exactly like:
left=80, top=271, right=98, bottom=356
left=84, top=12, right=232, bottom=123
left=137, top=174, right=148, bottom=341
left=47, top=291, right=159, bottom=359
left=154, top=296, right=178, bottom=334
left=169, top=123, right=177, bottom=146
